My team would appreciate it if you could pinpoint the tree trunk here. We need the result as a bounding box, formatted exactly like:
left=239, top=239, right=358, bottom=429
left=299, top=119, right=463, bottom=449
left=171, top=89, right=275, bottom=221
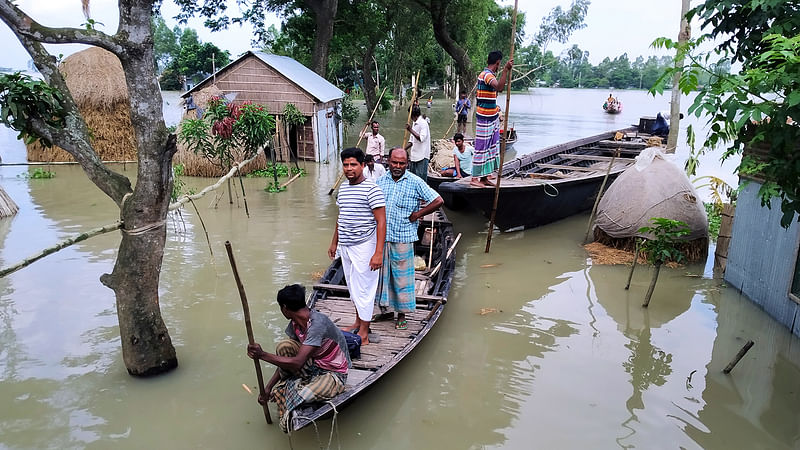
left=667, top=0, right=691, bottom=153
left=642, top=262, right=662, bottom=307
left=428, top=0, right=474, bottom=90
left=305, top=0, right=338, bottom=76
left=362, top=45, right=378, bottom=116
left=96, top=1, right=178, bottom=376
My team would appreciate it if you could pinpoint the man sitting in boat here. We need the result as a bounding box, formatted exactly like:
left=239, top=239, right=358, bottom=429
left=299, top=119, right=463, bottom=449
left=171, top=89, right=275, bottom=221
left=439, top=133, right=473, bottom=178
left=603, top=93, right=615, bottom=110
left=376, top=147, right=443, bottom=330
left=246, top=284, right=351, bottom=432
left=652, top=111, right=684, bottom=136
left=364, top=154, right=386, bottom=182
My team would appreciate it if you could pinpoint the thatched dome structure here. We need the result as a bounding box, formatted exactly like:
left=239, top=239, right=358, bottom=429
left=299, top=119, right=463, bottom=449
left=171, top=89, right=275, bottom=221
left=26, top=47, right=137, bottom=162
left=0, top=186, right=18, bottom=218
left=592, top=150, right=709, bottom=262
left=174, top=84, right=268, bottom=177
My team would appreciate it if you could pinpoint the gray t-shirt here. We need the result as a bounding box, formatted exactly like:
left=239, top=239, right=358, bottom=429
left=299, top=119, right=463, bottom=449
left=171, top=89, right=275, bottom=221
left=285, top=309, right=351, bottom=373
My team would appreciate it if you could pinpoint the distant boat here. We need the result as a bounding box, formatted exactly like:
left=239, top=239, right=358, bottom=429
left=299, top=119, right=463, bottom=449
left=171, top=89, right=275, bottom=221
left=438, top=125, right=657, bottom=231
left=603, top=99, right=623, bottom=114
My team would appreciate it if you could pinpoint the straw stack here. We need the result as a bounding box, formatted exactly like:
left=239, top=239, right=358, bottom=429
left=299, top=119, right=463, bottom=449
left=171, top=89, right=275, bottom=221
left=26, top=47, right=137, bottom=162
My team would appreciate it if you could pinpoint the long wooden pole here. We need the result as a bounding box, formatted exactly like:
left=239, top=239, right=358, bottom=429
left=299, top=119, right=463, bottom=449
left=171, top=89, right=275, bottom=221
left=485, top=0, right=519, bottom=253
left=401, top=71, right=421, bottom=147
left=327, top=86, right=389, bottom=195
left=224, top=241, right=272, bottom=425
left=583, top=148, right=619, bottom=243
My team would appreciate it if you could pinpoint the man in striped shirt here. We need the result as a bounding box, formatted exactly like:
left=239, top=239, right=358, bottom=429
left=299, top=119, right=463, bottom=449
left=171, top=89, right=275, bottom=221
left=328, top=147, right=387, bottom=345
left=473, top=50, right=513, bottom=187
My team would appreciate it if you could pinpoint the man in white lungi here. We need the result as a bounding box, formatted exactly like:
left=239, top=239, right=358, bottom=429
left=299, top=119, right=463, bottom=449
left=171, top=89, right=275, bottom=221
left=328, top=147, right=387, bottom=345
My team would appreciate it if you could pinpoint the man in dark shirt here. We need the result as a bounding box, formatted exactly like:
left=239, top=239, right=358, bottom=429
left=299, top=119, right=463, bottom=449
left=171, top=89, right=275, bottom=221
left=247, top=284, right=351, bottom=431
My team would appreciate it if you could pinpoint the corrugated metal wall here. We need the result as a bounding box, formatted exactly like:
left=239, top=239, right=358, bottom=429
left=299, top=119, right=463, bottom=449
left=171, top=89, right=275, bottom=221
left=725, top=181, right=800, bottom=337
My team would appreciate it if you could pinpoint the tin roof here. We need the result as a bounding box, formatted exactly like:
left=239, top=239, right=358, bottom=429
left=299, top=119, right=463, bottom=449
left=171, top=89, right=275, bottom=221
left=183, top=51, right=343, bottom=104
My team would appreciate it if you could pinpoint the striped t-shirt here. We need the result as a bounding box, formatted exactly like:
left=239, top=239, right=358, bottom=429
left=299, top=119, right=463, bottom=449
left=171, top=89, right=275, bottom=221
left=476, top=68, right=500, bottom=119
left=336, top=179, right=385, bottom=246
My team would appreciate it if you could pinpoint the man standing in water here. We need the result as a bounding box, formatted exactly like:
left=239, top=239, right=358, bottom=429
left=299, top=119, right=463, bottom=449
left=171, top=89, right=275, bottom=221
left=360, top=120, right=385, bottom=163
left=455, top=90, right=471, bottom=135
left=246, top=284, right=350, bottom=432
left=473, top=50, right=513, bottom=187
left=405, top=105, right=431, bottom=181
left=328, top=147, right=386, bottom=345
left=376, top=147, right=443, bottom=330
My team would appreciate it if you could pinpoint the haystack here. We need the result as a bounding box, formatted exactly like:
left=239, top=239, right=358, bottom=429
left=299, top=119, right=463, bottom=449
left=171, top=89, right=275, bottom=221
left=591, top=148, right=709, bottom=262
left=0, top=186, right=19, bottom=218
left=431, top=138, right=455, bottom=170
left=26, top=47, right=136, bottom=162
left=174, top=85, right=269, bottom=177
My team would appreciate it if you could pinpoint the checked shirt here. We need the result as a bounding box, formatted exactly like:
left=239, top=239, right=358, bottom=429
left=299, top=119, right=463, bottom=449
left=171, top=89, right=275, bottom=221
left=376, top=171, right=439, bottom=243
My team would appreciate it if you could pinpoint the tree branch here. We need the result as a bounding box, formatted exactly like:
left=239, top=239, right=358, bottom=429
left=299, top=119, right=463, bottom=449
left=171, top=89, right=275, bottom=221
left=0, top=1, right=122, bottom=53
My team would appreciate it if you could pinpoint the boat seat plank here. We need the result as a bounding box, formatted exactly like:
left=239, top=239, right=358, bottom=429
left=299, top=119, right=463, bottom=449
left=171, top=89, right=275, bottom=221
left=536, top=163, right=603, bottom=172
left=557, top=153, right=636, bottom=163
left=596, top=140, right=647, bottom=149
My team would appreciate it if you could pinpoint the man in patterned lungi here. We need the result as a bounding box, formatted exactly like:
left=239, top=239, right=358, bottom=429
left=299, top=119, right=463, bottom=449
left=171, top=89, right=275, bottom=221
left=472, top=50, right=514, bottom=187
left=376, top=147, right=443, bottom=330
left=247, top=284, right=351, bottom=432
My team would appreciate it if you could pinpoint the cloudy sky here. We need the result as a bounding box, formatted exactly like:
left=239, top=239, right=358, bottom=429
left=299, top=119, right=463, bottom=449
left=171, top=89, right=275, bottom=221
left=0, top=0, right=696, bottom=70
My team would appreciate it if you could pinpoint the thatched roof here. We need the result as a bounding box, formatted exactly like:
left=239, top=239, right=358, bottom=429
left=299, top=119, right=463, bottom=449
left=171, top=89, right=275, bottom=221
left=26, top=47, right=136, bottom=162
left=60, top=47, right=128, bottom=110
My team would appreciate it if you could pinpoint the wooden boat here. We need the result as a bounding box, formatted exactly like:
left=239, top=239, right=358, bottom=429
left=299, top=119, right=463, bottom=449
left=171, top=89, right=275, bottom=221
left=426, top=129, right=518, bottom=210
left=438, top=126, right=655, bottom=231
left=604, top=100, right=623, bottom=114
left=289, top=209, right=459, bottom=432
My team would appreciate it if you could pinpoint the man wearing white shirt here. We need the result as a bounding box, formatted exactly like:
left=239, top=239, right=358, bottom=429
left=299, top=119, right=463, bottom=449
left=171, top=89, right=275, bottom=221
left=404, top=106, right=431, bottom=181
left=363, top=154, right=386, bottom=182
left=360, top=121, right=386, bottom=162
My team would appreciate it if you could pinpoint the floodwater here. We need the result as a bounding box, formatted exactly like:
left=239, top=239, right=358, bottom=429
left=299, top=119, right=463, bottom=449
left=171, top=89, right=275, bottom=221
left=1, top=89, right=798, bottom=449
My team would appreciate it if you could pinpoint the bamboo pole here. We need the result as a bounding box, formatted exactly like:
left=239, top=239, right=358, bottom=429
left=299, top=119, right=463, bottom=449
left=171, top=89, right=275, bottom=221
left=169, top=153, right=260, bottom=211
left=485, top=0, right=519, bottom=253
left=584, top=148, right=620, bottom=243
left=625, top=238, right=641, bottom=290
left=0, top=160, right=137, bottom=166
left=225, top=241, right=273, bottom=425
left=401, top=71, right=421, bottom=148
left=327, top=86, right=389, bottom=195
left=280, top=171, right=303, bottom=189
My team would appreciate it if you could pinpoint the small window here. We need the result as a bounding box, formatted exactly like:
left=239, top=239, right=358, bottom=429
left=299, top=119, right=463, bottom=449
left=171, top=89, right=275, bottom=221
left=791, top=245, right=800, bottom=303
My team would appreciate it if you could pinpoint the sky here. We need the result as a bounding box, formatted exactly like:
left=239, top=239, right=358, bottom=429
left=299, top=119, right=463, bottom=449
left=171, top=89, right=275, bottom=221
left=0, top=0, right=697, bottom=70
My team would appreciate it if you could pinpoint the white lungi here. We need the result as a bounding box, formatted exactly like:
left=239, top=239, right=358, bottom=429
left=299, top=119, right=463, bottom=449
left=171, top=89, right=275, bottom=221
left=339, top=232, right=379, bottom=321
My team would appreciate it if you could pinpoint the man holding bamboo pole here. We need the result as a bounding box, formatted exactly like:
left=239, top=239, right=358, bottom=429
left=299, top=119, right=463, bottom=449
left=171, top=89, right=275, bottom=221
left=246, top=284, right=350, bottom=432
left=404, top=105, right=431, bottom=181
left=472, top=51, right=513, bottom=188
left=360, top=120, right=386, bottom=163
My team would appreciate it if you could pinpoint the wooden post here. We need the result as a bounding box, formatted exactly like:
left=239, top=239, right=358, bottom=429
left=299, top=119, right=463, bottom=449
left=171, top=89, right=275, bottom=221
left=723, top=340, right=754, bottom=374
left=224, top=241, right=272, bottom=424
left=625, top=238, right=641, bottom=290
left=485, top=0, right=519, bottom=253
left=584, top=148, right=620, bottom=243
left=642, top=262, right=662, bottom=307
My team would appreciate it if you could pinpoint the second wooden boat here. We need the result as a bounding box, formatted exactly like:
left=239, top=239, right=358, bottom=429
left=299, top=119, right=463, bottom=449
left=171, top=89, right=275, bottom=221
left=437, top=126, right=654, bottom=231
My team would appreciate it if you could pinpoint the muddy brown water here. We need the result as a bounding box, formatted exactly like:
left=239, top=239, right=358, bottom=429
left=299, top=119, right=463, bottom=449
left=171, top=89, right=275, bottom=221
left=0, top=90, right=798, bottom=449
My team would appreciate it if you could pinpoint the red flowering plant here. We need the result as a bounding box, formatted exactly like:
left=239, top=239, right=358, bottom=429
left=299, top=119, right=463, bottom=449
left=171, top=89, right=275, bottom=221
left=179, top=97, right=275, bottom=171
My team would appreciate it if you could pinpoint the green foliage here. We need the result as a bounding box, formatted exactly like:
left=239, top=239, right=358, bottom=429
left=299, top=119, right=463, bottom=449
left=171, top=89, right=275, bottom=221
left=340, top=94, right=359, bottom=128
left=264, top=181, right=286, bottom=193
left=637, top=218, right=691, bottom=265
left=290, top=166, right=307, bottom=176
left=282, top=103, right=305, bottom=126
left=651, top=10, right=800, bottom=227
left=178, top=98, right=275, bottom=169
left=704, top=203, right=722, bottom=242
left=248, top=163, right=289, bottom=178
left=171, top=163, right=187, bottom=201
left=24, top=167, right=56, bottom=179
left=157, top=22, right=231, bottom=90
left=0, top=72, right=67, bottom=147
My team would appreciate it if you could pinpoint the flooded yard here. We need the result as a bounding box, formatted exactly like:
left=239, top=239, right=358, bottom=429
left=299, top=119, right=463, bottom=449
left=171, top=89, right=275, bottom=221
left=0, top=89, right=797, bottom=449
